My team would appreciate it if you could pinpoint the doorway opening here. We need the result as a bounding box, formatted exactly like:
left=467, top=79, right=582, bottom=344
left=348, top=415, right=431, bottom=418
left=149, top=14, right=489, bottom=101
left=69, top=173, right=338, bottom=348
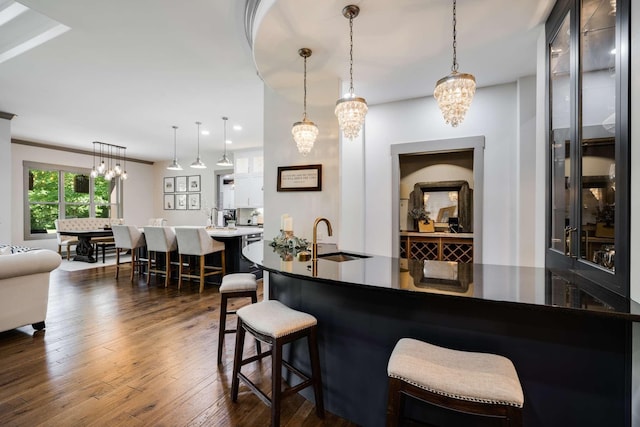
left=391, top=136, right=484, bottom=262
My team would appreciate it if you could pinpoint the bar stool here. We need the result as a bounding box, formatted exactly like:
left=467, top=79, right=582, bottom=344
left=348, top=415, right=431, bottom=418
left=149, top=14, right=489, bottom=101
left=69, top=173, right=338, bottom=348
left=231, top=300, right=324, bottom=427
left=174, top=226, right=226, bottom=293
left=112, top=225, right=147, bottom=281
left=386, top=338, right=524, bottom=426
left=143, top=226, right=178, bottom=287
left=217, top=273, right=260, bottom=364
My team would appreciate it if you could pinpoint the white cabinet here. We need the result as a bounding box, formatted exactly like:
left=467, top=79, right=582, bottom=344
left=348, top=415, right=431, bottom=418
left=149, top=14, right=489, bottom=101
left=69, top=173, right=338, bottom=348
left=234, top=149, right=263, bottom=208
left=222, top=183, right=235, bottom=209
left=234, top=175, right=263, bottom=208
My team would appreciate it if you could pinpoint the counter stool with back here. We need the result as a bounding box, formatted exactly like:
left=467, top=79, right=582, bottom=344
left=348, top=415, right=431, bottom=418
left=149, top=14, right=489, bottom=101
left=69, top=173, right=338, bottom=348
left=143, top=226, right=178, bottom=287
left=112, top=225, right=147, bottom=281
left=174, top=226, right=225, bottom=293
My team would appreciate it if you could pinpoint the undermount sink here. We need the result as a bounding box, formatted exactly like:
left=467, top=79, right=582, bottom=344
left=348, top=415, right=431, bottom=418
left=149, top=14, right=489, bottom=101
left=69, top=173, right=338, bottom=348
left=316, top=252, right=371, bottom=262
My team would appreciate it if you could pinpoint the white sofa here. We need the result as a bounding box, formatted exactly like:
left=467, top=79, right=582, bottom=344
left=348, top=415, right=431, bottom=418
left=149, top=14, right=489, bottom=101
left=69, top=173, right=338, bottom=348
left=55, top=217, right=116, bottom=260
left=0, top=246, right=61, bottom=333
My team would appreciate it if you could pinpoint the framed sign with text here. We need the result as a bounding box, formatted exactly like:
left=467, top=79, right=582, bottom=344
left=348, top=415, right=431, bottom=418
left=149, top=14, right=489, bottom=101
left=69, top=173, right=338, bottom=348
left=277, top=164, right=322, bottom=192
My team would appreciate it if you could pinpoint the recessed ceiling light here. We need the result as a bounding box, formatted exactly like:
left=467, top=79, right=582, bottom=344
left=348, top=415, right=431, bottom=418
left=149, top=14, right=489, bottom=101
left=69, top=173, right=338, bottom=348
left=0, top=1, right=70, bottom=65
left=201, top=130, right=210, bottom=135
left=226, top=140, right=232, bottom=145
left=233, top=125, right=242, bottom=131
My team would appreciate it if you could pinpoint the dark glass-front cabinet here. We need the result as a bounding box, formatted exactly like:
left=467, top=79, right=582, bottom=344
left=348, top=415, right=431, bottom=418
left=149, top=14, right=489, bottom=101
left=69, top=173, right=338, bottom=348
left=546, top=0, right=629, bottom=296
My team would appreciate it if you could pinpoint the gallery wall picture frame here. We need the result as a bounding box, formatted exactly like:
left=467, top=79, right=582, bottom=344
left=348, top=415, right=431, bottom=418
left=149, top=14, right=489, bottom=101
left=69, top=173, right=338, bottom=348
left=277, top=164, right=322, bottom=192
left=164, top=177, right=175, bottom=193
left=188, top=175, right=201, bottom=192
left=164, top=194, right=175, bottom=210
left=175, top=194, right=187, bottom=210
left=176, top=176, right=188, bottom=192
left=188, top=193, right=201, bottom=210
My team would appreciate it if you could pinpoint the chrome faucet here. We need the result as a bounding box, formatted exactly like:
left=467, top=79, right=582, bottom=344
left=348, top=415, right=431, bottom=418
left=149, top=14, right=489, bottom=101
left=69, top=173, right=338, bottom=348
left=312, top=217, right=333, bottom=261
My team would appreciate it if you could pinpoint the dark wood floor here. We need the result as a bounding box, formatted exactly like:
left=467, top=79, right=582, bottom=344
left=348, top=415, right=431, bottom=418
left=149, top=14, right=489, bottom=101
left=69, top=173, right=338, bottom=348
left=0, top=265, right=357, bottom=427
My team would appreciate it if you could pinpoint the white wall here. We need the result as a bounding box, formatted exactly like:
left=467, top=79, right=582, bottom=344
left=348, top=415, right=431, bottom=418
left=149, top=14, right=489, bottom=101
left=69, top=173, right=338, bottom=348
left=152, top=157, right=219, bottom=227
left=516, top=76, right=538, bottom=267
left=262, top=79, right=341, bottom=245
left=11, top=143, right=155, bottom=250
left=0, top=118, right=11, bottom=243
left=360, top=81, right=542, bottom=266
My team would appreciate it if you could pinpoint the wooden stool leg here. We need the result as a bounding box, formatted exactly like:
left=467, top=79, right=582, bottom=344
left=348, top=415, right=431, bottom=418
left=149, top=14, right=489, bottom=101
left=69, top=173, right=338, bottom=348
left=386, top=377, right=403, bottom=427
left=218, top=294, right=228, bottom=364
left=115, top=248, right=120, bottom=278
left=199, top=255, right=205, bottom=293
left=146, top=251, right=152, bottom=285
left=130, top=249, right=136, bottom=281
left=271, top=339, right=283, bottom=427
left=308, top=326, right=324, bottom=418
left=165, top=252, right=171, bottom=287
left=251, top=292, right=262, bottom=355
left=178, top=254, right=183, bottom=290
left=231, top=318, right=246, bottom=402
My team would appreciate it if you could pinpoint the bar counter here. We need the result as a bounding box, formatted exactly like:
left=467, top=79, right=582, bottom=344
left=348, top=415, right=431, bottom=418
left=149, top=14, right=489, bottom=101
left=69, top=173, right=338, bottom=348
left=243, top=241, right=637, bottom=426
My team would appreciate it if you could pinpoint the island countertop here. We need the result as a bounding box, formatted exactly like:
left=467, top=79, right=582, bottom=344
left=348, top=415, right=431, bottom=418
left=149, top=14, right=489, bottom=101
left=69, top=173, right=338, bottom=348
left=243, top=241, right=638, bottom=426
left=206, top=226, right=263, bottom=237
left=242, top=241, right=640, bottom=321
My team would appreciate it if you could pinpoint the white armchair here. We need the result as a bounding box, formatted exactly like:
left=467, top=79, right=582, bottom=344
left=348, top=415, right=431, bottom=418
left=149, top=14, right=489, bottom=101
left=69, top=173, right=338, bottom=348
left=0, top=248, right=61, bottom=332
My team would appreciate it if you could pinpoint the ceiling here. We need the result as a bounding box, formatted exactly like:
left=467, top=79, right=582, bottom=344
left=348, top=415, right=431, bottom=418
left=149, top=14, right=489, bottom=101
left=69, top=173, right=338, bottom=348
left=0, top=0, right=556, bottom=163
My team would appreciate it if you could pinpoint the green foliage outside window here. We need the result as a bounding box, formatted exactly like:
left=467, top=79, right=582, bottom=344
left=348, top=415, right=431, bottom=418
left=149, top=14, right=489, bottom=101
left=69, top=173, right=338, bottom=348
left=28, top=168, right=114, bottom=234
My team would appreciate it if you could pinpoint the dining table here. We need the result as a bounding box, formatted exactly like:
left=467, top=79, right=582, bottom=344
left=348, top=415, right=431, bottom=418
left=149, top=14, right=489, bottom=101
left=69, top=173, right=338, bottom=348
left=58, top=229, right=114, bottom=263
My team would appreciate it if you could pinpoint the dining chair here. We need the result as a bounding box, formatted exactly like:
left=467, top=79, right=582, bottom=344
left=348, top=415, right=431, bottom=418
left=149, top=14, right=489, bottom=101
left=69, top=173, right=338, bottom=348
left=143, top=226, right=178, bottom=287
left=174, top=226, right=226, bottom=293
left=112, top=225, right=146, bottom=281
left=148, top=218, right=168, bottom=226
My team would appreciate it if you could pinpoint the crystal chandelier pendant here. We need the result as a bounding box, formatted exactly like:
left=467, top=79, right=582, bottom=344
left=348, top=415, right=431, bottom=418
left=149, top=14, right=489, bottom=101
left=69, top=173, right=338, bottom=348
left=292, top=47, right=318, bottom=155
left=434, top=71, right=476, bottom=127
left=335, top=5, right=367, bottom=140
left=335, top=94, right=368, bottom=140
left=434, top=0, right=476, bottom=127
left=292, top=118, right=319, bottom=156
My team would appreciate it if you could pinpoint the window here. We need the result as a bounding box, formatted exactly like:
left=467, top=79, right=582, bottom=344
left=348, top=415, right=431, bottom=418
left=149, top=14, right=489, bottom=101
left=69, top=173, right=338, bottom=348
left=24, top=162, right=121, bottom=240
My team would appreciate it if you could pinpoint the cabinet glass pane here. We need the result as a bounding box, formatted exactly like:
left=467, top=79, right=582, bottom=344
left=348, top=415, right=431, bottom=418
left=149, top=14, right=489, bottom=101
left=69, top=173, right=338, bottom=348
left=549, top=13, right=571, bottom=254
left=579, top=0, right=616, bottom=271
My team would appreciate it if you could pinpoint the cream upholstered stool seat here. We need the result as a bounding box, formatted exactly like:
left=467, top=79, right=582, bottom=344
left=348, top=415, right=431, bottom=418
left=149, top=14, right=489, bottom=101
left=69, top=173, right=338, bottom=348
left=231, top=300, right=324, bottom=427
left=217, top=273, right=260, bottom=364
left=387, top=338, right=524, bottom=426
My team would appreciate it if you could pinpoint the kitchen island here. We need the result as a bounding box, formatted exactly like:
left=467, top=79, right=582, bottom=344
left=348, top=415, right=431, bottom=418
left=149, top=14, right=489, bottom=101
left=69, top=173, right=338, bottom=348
left=243, top=241, right=639, bottom=427
left=207, top=226, right=262, bottom=275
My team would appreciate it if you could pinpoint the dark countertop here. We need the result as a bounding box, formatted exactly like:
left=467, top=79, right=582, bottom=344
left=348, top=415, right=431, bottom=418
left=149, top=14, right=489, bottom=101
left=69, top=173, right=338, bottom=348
left=243, top=241, right=640, bottom=321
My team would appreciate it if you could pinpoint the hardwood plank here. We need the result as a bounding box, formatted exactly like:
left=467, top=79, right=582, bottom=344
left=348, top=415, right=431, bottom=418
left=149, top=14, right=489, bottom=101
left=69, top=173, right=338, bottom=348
left=0, top=267, right=357, bottom=427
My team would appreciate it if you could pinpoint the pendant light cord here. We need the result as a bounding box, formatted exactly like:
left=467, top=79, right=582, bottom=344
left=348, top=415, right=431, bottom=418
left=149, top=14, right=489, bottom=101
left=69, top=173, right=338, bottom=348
left=173, top=126, right=178, bottom=159
left=303, top=54, right=308, bottom=120
left=222, top=117, right=228, bottom=157
left=451, top=0, right=458, bottom=73
left=349, top=14, right=355, bottom=95
left=196, top=121, right=201, bottom=154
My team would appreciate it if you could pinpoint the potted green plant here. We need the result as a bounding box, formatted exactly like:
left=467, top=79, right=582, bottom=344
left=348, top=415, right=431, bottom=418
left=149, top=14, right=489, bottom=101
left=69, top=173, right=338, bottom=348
left=409, top=207, right=433, bottom=232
